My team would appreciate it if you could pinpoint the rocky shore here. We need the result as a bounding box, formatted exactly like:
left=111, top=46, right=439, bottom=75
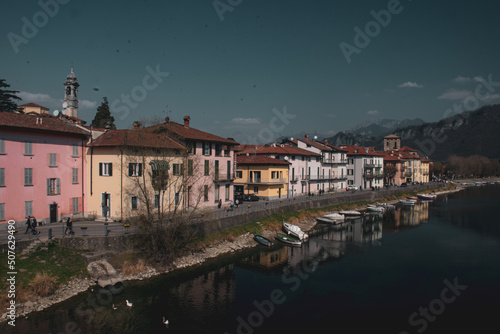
left=1, top=184, right=465, bottom=323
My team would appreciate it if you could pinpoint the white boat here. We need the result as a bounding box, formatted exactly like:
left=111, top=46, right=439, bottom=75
left=398, top=199, right=415, bottom=206
left=324, top=213, right=345, bottom=221
left=366, top=205, right=385, bottom=213
left=283, top=222, right=309, bottom=241
left=316, top=216, right=343, bottom=225
left=417, top=193, right=436, bottom=201
left=376, top=202, right=395, bottom=209
left=339, top=210, right=362, bottom=216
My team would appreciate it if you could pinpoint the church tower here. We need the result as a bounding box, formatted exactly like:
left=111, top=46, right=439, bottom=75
left=383, top=134, right=401, bottom=151
left=63, top=67, right=79, bottom=118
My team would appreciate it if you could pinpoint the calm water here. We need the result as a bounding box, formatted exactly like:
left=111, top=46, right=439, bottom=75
left=5, top=184, right=500, bottom=334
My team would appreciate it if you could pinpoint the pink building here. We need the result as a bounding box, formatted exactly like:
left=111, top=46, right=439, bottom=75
left=0, top=112, right=89, bottom=224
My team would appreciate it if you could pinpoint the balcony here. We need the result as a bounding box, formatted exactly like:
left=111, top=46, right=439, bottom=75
left=322, top=158, right=348, bottom=164
left=364, top=172, right=383, bottom=179
left=364, top=163, right=383, bottom=168
left=290, top=176, right=300, bottom=182
left=214, top=173, right=235, bottom=183
left=247, top=177, right=287, bottom=184
left=404, top=171, right=413, bottom=177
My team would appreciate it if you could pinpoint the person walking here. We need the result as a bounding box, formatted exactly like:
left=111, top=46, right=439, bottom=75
left=24, top=216, right=33, bottom=234
left=218, top=199, right=222, bottom=209
left=65, top=217, right=74, bottom=237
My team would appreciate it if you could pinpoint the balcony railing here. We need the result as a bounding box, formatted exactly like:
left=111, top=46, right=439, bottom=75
left=364, top=172, right=383, bottom=179
left=247, top=178, right=287, bottom=184
left=364, top=163, right=383, bottom=168
left=404, top=171, right=413, bottom=177
left=322, top=158, right=348, bottom=164
left=214, top=173, right=235, bottom=182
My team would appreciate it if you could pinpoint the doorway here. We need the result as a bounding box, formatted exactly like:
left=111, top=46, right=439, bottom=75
left=49, top=203, right=57, bottom=223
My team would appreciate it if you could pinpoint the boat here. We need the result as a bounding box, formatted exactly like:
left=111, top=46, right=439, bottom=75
left=283, top=222, right=309, bottom=241
left=253, top=234, right=274, bottom=247
left=339, top=210, right=362, bottom=216
left=398, top=199, right=415, bottom=205
left=317, top=216, right=343, bottom=225
left=417, top=193, right=436, bottom=201
left=366, top=205, right=385, bottom=213
left=275, top=233, right=302, bottom=246
left=407, top=196, right=419, bottom=202
left=324, top=213, right=345, bottom=221
left=376, top=202, right=395, bottom=209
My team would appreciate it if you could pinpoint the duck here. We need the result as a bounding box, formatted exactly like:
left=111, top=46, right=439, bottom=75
left=126, top=300, right=133, bottom=308
left=163, top=317, right=169, bottom=326
left=112, top=304, right=117, bottom=310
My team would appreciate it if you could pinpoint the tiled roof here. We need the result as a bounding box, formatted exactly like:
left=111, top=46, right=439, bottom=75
left=0, top=111, right=89, bottom=137
left=297, top=138, right=333, bottom=151
left=341, top=145, right=385, bottom=157
left=18, top=102, right=49, bottom=109
left=88, top=129, right=186, bottom=150
left=236, top=155, right=290, bottom=165
left=146, top=119, right=238, bottom=145
left=384, top=134, right=401, bottom=139
left=237, top=144, right=321, bottom=157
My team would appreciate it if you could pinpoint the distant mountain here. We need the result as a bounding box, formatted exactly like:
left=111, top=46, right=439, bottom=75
left=324, top=104, right=500, bottom=161
left=349, top=118, right=425, bottom=137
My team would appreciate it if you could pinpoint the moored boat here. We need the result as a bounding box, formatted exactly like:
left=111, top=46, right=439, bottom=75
left=398, top=199, right=415, bottom=206
left=366, top=205, right=385, bottom=213
left=417, top=193, right=436, bottom=201
left=376, top=202, right=395, bottom=209
left=339, top=210, right=362, bottom=216
left=253, top=234, right=274, bottom=247
left=283, top=222, right=309, bottom=241
left=275, top=233, right=302, bottom=246
left=324, top=213, right=345, bottom=221
left=317, top=216, right=344, bottom=225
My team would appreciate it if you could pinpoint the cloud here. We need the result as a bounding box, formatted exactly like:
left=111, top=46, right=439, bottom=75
left=482, top=93, right=500, bottom=102
left=366, top=110, right=379, bottom=115
left=18, top=91, right=96, bottom=110
left=398, top=81, right=423, bottom=88
left=453, top=76, right=471, bottom=83
left=437, top=89, right=472, bottom=100
left=230, top=118, right=260, bottom=125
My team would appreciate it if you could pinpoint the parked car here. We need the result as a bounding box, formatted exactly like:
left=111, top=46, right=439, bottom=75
left=346, top=186, right=358, bottom=191
left=244, top=194, right=260, bottom=201
left=400, top=183, right=407, bottom=187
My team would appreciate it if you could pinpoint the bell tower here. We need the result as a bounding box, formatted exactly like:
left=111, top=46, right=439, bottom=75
left=63, top=67, right=79, bottom=117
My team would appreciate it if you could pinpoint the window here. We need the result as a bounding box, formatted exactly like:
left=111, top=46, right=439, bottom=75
left=204, top=185, right=209, bottom=202
left=253, top=186, right=259, bottom=193
left=271, top=171, right=277, bottom=179
left=175, top=192, right=180, bottom=206
left=72, top=197, right=79, bottom=214
left=72, top=168, right=79, bottom=184
left=215, top=144, right=222, bottom=156
left=188, top=159, right=193, bottom=176
left=236, top=170, right=242, bottom=178
left=24, top=168, right=33, bottom=186
left=172, top=163, right=184, bottom=176
left=25, top=201, right=33, bottom=217
left=214, top=160, right=219, bottom=180
left=99, top=162, right=112, bottom=176
left=72, top=144, right=79, bottom=157
left=47, top=178, right=60, bottom=195
left=24, top=142, right=33, bottom=155
left=0, top=168, right=4, bottom=186
left=292, top=155, right=295, bottom=161
left=49, top=153, right=57, bottom=167
left=131, top=196, right=138, bottom=210
left=0, top=139, right=5, bottom=154
left=227, top=160, right=231, bottom=179
left=225, top=184, right=230, bottom=201
left=215, top=185, right=220, bottom=202
left=154, top=194, right=160, bottom=209
left=203, top=142, right=211, bottom=156
left=128, top=163, right=142, bottom=177
left=0, top=203, right=4, bottom=221
left=204, top=160, right=210, bottom=176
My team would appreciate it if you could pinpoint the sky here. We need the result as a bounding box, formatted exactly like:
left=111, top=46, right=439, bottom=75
left=1, top=0, right=500, bottom=144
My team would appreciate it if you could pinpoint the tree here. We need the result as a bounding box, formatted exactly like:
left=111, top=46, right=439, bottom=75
left=91, top=97, right=116, bottom=129
left=383, top=163, right=398, bottom=185
left=0, top=79, right=21, bottom=112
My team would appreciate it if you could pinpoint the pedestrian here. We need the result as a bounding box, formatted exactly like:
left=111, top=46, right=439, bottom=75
left=24, top=216, right=33, bottom=234
left=235, top=198, right=239, bottom=208
left=229, top=201, right=234, bottom=211
left=65, top=217, right=74, bottom=236
left=218, top=199, right=222, bottom=209
left=31, top=216, right=38, bottom=228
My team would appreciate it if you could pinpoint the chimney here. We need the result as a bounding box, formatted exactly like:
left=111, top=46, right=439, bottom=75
left=305, top=134, right=308, bottom=140
left=133, top=121, right=142, bottom=131
left=165, top=117, right=170, bottom=123
left=184, top=116, right=190, bottom=128
left=324, top=139, right=328, bottom=145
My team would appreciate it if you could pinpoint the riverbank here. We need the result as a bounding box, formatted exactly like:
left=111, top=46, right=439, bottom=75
left=1, top=183, right=458, bottom=323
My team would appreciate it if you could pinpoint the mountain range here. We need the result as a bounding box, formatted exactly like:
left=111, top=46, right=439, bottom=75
left=323, top=104, right=500, bottom=162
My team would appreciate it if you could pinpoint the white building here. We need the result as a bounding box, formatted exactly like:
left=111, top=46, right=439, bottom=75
left=340, top=145, right=384, bottom=190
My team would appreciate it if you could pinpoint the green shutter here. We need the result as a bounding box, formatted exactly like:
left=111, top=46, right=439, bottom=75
left=99, top=163, right=103, bottom=176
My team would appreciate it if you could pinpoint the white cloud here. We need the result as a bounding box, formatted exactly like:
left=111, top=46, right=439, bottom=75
left=398, top=81, right=423, bottom=88
left=230, top=118, right=260, bottom=125
left=453, top=76, right=471, bottom=83
left=366, top=110, right=379, bottom=115
left=18, top=91, right=96, bottom=110
left=483, top=93, right=500, bottom=102
left=79, top=100, right=97, bottom=109
left=437, top=89, right=472, bottom=100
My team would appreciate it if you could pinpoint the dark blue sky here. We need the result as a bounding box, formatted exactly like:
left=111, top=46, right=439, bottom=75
left=2, top=0, right=500, bottom=143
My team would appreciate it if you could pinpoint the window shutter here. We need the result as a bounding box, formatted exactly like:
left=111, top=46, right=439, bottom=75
left=99, top=163, right=103, bottom=176
left=56, top=178, right=61, bottom=195
left=109, top=163, right=112, bottom=176
left=69, top=197, right=73, bottom=213
left=78, top=197, right=83, bottom=213
left=129, top=163, right=133, bottom=176
left=138, top=163, right=142, bottom=176
left=47, top=178, right=50, bottom=195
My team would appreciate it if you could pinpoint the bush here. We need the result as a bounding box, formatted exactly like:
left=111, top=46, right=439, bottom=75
left=29, top=272, right=57, bottom=297
left=121, top=259, right=146, bottom=275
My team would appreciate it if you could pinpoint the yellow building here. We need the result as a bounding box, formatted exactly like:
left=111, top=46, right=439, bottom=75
left=421, top=158, right=430, bottom=183
left=235, top=155, right=290, bottom=200
left=87, top=128, right=187, bottom=221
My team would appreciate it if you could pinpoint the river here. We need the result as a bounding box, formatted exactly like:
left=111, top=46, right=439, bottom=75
left=4, top=184, right=500, bottom=333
